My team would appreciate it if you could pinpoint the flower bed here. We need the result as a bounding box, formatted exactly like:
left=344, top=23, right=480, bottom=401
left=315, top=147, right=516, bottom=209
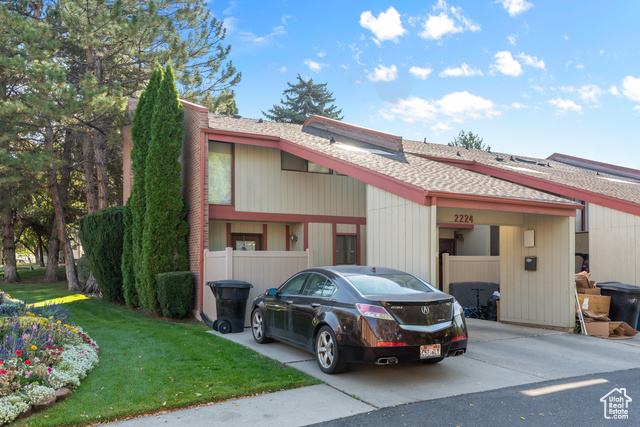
left=0, top=291, right=99, bottom=424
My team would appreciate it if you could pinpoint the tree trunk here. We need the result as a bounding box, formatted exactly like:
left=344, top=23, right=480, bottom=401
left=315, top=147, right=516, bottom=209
left=44, top=119, right=81, bottom=291
left=82, top=130, right=98, bottom=213
left=44, top=225, right=60, bottom=281
left=1, top=192, right=20, bottom=283
left=83, top=273, right=100, bottom=294
left=95, top=130, right=109, bottom=209
left=37, top=235, right=45, bottom=267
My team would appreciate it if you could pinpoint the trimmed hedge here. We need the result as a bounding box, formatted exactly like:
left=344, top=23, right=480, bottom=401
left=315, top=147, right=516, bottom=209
left=77, top=255, right=91, bottom=284
left=78, top=206, right=125, bottom=303
left=156, top=271, right=194, bottom=319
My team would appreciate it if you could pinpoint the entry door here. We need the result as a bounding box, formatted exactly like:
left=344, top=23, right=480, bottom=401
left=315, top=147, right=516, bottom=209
left=439, top=239, right=456, bottom=291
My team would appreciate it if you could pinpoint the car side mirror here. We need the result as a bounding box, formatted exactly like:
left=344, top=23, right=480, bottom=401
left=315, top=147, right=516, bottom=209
left=267, top=288, right=277, bottom=296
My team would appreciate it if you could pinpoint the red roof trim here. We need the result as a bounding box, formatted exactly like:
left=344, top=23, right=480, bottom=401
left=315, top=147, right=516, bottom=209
left=209, top=205, right=366, bottom=225
left=416, top=154, right=640, bottom=217
left=203, top=128, right=427, bottom=204
left=547, top=152, right=640, bottom=176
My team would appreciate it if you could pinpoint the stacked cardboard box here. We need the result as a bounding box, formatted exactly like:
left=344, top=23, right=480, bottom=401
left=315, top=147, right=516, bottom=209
left=575, top=273, right=638, bottom=339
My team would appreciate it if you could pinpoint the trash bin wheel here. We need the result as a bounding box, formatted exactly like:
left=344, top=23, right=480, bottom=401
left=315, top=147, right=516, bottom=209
left=218, top=320, right=232, bottom=334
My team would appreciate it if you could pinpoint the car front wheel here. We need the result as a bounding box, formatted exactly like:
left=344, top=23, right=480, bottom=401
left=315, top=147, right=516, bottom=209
left=251, top=307, right=272, bottom=344
left=315, top=326, right=347, bottom=374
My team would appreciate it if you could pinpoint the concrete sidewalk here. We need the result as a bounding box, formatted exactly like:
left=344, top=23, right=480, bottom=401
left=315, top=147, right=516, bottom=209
left=108, top=319, right=640, bottom=426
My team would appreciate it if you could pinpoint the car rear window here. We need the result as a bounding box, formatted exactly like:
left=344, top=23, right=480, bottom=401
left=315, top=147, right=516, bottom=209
left=347, top=274, right=434, bottom=295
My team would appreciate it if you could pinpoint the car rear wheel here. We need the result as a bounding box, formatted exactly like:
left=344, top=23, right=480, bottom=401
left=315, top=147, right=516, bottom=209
left=315, top=326, right=347, bottom=374
left=251, top=308, right=272, bottom=344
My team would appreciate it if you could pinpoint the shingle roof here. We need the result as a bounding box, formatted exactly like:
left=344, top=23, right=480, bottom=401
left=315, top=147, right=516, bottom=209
left=207, top=115, right=576, bottom=206
left=402, top=140, right=640, bottom=205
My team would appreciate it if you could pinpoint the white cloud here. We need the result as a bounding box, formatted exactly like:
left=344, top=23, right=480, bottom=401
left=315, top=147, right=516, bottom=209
left=507, top=34, right=517, bottom=45
left=360, top=6, right=407, bottom=43
left=278, top=66, right=287, bottom=73
left=282, top=15, right=291, bottom=25
left=303, top=59, right=324, bottom=73
left=622, top=75, right=640, bottom=102
left=431, top=122, right=452, bottom=133
left=491, top=51, right=522, bottom=76
left=439, top=63, right=483, bottom=77
left=409, top=66, right=433, bottom=79
left=367, top=64, right=398, bottom=82
left=419, top=0, right=480, bottom=40
left=564, top=35, right=569, bottom=40
left=609, top=85, right=620, bottom=96
left=548, top=98, right=582, bottom=114
left=576, top=64, right=585, bottom=70
left=317, top=51, right=326, bottom=58
left=223, top=17, right=237, bottom=32
left=509, top=102, right=528, bottom=109
left=561, top=85, right=604, bottom=103
left=380, top=91, right=499, bottom=124
left=498, top=0, right=533, bottom=17
left=239, top=26, right=286, bottom=45
left=518, top=53, right=545, bottom=70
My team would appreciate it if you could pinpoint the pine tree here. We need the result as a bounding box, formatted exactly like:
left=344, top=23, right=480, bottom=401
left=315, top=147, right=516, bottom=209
left=125, top=64, right=163, bottom=308
left=449, top=130, right=487, bottom=151
left=141, top=63, right=188, bottom=314
left=263, top=74, right=343, bottom=124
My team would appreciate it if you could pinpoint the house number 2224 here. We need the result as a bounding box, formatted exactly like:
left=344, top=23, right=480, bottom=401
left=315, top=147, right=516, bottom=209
left=454, top=214, right=474, bottom=223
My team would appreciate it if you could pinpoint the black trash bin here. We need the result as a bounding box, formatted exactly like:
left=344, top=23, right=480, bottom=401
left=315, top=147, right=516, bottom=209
left=595, top=282, right=640, bottom=329
left=205, top=280, right=253, bottom=334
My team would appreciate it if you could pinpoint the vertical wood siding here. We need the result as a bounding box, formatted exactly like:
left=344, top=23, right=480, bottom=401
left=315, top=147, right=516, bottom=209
left=366, top=186, right=433, bottom=281
left=233, top=144, right=366, bottom=216
left=589, top=204, right=640, bottom=286
left=499, top=214, right=574, bottom=327
left=309, top=223, right=333, bottom=267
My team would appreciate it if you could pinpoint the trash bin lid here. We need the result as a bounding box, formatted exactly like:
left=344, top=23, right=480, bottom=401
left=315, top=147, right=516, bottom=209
left=596, top=282, right=640, bottom=293
left=206, top=280, right=253, bottom=288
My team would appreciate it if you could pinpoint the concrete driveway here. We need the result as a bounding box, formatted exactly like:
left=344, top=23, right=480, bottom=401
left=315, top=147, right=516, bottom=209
left=110, top=320, right=640, bottom=426
left=213, top=319, right=640, bottom=408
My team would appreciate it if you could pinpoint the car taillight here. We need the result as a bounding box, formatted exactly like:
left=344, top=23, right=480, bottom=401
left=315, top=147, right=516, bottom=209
left=376, top=341, right=407, bottom=347
left=452, top=334, right=467, bottom=341
left=356, top=303, right=394, bottom=320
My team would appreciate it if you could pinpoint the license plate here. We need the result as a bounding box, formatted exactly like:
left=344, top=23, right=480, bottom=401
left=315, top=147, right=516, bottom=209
left=420, top=344, right=441, bottom=359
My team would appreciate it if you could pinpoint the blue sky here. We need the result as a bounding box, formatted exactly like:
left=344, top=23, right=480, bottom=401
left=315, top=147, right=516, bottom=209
left=211, top=1, right=640, bottom=169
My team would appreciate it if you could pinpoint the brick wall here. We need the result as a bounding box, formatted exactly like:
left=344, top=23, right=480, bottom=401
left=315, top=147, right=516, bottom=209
left=122, top=98, right=209, bottom=312
left=180, top=102, right=210, bottom=311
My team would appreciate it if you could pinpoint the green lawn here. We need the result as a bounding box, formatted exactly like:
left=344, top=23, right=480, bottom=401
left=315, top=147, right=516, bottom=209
left=2, top=278, right=320, bottom=426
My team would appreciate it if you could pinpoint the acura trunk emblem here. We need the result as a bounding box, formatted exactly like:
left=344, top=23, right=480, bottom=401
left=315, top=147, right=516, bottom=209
left=421, top=306, right=430, bottom=315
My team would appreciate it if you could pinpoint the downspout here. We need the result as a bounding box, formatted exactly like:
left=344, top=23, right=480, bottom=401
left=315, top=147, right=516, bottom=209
left=199, top=130, right=206, bottom=313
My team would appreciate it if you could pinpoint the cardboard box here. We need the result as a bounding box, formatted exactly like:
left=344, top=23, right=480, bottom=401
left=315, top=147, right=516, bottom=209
left=584, top=321, right=639, bottom=339
left=577, top=294, right=610, bottom=316
left=579, top=288, right=601, bottom=295
left=576, top=278, right=591, bottom=289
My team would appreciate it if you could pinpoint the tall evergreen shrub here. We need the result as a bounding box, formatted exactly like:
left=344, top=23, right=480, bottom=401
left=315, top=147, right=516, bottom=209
left=78, top=206, right=125, bottom=303
left=141, top=63, right=189, bottom=314
left=125, top=64, right=163, bottom=308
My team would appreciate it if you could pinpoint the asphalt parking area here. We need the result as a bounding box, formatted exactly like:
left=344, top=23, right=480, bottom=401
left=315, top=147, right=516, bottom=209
left=211, top=319, right=640, bottom=408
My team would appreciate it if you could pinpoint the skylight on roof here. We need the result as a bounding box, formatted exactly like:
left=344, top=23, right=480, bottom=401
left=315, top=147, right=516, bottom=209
left=334, top=143, right=391, bottom=156
left=599, top=176, right=637, bottom=185
left=502, top=165, right=547, bottom=174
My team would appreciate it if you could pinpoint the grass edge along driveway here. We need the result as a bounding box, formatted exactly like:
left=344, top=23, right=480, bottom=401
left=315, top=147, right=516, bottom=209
left=2, top=282, right=320, bottom=426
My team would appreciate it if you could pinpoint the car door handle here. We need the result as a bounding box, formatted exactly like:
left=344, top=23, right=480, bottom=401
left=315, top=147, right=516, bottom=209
left=311, top=303, right=321, bottom=308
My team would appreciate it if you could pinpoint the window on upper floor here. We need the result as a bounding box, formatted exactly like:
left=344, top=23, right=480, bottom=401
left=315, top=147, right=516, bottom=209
left=209, top=141, right=233, bottom=205
left=281, top=151, right=332, bottom=174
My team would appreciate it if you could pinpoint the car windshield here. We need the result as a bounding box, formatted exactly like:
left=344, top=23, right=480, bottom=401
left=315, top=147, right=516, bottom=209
left=347, top=274, right=434, bottom=296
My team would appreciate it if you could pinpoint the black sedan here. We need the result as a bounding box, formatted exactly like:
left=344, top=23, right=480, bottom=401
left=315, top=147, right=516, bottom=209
left=250, top=266, right=467, bottom=374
